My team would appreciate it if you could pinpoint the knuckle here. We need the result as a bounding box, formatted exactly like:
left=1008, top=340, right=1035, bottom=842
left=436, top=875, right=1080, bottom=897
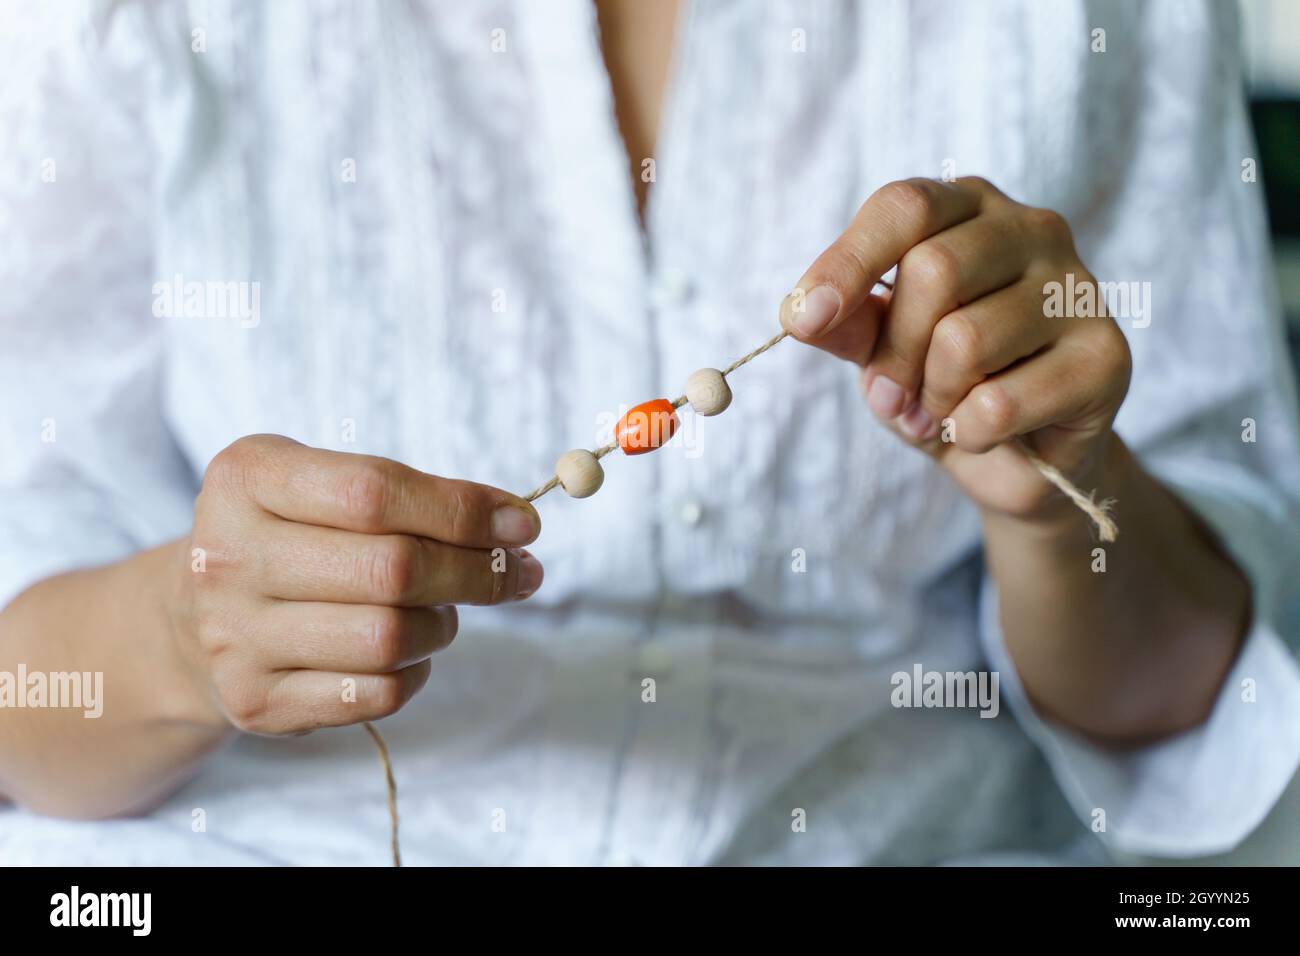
left=205, top=434, right=286, bottom=490
left=366, top=608, right=408, bottom=671
left=204, top=440, right=254, bottom=496
left=441, top=483, right=485, bottom=543
left=1078, top=323, right=1133, bottom=396
left=1026, top=206, right=1071, bottom=244
left=363, top=536, right=421, bottom=604
left=338, top=461, right=393, bottom=530
left=902, top=241, right=962, bottom=295
left=221, top=681, right=270, bottom=733
left=934, top=312, right=984, bottom=374
left=877, top=178, right=936, bottom=225
left=973, top=382, right=1018, bottom=439
left=826, top=235, right=873, bottom=290
left=195, top=616, right=234, bottom=660
left=959, top=175, right=996, bottom=194
left=1097, top=323, right=1133, bottom=380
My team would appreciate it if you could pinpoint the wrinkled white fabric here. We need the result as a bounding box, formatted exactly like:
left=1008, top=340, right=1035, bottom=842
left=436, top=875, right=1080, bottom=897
left=1, top=0, right=1298, bottom=866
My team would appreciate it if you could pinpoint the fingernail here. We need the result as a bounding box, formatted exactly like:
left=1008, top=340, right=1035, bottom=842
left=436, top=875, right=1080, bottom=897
left=787, top=285, right=841, bottom=338
left=492, top=505, right=539, bottom=545
left=898, top=402, right=935, bottom=440
left=514, top=554, right=544, bottom=600
left=866, top=374, right=906, bottom=419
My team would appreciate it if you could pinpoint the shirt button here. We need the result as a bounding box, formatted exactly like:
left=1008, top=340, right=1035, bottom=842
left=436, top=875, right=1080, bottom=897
left=649, top=268, right=693, bottom=309
left=636, top=641, right=674, bottom=678
left=677, top=498, right=704, bottom=527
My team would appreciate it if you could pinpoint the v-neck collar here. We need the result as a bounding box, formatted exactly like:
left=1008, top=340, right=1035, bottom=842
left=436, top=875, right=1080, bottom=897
left=515, top=0, right=695, bottom=290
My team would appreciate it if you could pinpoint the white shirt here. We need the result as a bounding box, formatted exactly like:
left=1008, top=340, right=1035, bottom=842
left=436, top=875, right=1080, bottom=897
left=2, top=0, right=1299, bottom=866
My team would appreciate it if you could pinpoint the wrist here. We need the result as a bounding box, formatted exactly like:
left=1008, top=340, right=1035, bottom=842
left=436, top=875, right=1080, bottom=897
left=144, top=537, right=230, bottom=733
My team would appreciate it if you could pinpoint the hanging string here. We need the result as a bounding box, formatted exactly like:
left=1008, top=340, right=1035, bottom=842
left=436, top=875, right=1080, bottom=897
left=363, top=721, right=401, bottom=867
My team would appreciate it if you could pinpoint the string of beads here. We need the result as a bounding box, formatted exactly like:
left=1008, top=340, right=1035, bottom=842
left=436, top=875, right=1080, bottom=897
left=527, top=328, right=787, bottom=501
left=366, top=322, right=1118, bottom=867
left=524, top=327, right=1119, bottom=545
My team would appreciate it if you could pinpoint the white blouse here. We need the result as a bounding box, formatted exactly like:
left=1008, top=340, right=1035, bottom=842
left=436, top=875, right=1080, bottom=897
left=2, top=0, right=1299, bottom=866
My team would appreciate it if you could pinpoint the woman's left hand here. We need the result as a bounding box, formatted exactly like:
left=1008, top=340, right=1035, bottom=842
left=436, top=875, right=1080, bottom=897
left=780, top=176, right=1132, bottom=525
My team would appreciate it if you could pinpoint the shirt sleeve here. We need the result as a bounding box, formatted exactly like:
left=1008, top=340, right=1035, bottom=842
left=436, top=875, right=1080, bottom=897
left=0, top=4, right=197, bottom=610
left=979, top=0, right=1300, bottom=858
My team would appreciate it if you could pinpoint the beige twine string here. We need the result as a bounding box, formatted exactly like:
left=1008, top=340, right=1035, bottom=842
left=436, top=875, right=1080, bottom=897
left=363, top=721, right=401, bottom=867
left=366, top=321, right=1119, bottom=867
left=526, top=327, right=1120, bottom=543
left=1014, top=437, right=1118, bottom=543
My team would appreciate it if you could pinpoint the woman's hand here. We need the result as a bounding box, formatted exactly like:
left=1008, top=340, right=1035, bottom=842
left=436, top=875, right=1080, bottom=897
left=170, top=434, right=543, bottom=736
left=780, top=176, right=1132, bottom=525
left=780, top=176, right=1251, bottom=742
left=0, top=434, right=544, bottom=817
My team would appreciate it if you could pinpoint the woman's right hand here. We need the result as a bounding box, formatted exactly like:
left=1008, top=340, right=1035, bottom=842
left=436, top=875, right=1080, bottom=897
left=170, top=434, right=543, bottom=736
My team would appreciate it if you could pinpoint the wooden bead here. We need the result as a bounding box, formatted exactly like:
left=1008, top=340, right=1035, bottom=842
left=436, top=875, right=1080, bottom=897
left=555, top=449, right=604, bottom=498
left=684, top=367, right=731, bottom=416
left=613, top=398, right=679, bottom=455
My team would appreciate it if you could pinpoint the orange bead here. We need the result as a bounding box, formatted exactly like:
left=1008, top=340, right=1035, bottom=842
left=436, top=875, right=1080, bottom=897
left=613, top=398, right=679, bottom=455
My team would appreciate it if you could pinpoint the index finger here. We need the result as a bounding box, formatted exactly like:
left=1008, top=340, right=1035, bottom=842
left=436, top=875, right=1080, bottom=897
left=212, top=435, right=541, bottom=547
left=779, top=177, right=985, bottom=340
